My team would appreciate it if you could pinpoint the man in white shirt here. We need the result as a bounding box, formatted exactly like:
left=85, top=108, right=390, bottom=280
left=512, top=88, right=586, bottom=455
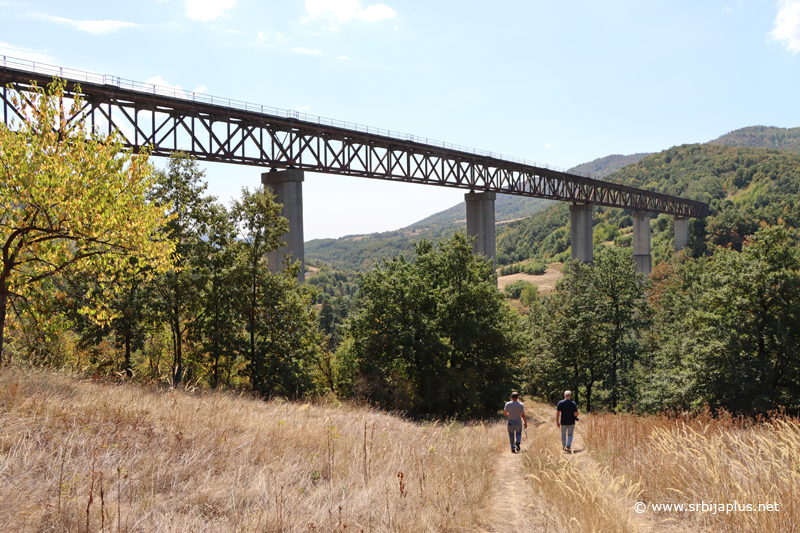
left=503, top=392, right=527, bottom=453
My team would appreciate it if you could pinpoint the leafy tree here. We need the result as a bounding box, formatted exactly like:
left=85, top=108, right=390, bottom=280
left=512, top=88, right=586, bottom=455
left=653, top=225, right=800, bottom=413
left=528, top=248, right=650, bottom=411
left=232, top=186, right=320, bottom=398
left=342, top=233, right=525, bottom=417
left=148, top=152, right=215, bottom=385
left=527, top=260, right=602, bottom=408
left=0, top=78, right=173, bottom=369
left=191, top=203, right=241, bottom=388
left=592, top=248, right=652, bottom=409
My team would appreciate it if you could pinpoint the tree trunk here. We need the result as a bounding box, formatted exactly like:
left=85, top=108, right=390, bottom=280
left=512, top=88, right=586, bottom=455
left=172, top=313, right=183, bottom=386
left=124, top=332, right=132, bottom=378
left=0, top=289, right=7, bottom=371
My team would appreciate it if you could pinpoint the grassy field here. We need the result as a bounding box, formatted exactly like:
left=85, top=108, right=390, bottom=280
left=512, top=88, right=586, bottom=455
left=521, top=404, right=800, bottom=533
left=2, top=369, right=798, bottom=532
left=0, top=369, right=497, bottom=532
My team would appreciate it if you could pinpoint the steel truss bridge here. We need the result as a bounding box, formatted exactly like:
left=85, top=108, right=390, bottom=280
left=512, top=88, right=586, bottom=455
left=0, top=58, right=707, bottom=218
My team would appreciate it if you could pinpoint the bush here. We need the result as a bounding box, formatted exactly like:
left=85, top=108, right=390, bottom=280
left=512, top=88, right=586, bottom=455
left=504, top=280, right=535, bottom=299
left=525, top=263, right=547, bottom=275
left=614, top=234, right=633, bottom=247
left=521, top=284, right=539, bottom=306
left=499, top=262, right=547, bottom=276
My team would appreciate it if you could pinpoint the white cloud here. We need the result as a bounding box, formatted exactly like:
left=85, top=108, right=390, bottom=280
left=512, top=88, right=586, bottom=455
left=545, top=143, right=558, bottom=149
left=193, top=84, right=208, bottom=94
left=295, top=105, right=311, bottom=111
left=256, top=31, right=290, bottom=45
left=185, top=0, right=236, bottom=22
left=304, top=0, right=396, bottom=23
left=292, top=47, right=323, bottom=55
left=36, top=14, right=137, bottom=34
left=771, top=1, right=800, bottom=53
left=358, top=3, right=395, bottom=23
left=0, top=42, right=54, bottom=63
left=338, top=55, right=349, bottom=60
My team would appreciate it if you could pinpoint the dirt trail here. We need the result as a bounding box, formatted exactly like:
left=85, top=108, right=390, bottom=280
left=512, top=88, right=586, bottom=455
left=475, top=410, right=671, bottom=533
left=474, top=424, right=553, bottom=533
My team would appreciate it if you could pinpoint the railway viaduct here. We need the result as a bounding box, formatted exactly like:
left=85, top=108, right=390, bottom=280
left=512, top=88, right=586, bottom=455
left=1, top=57, right=708, bottom=281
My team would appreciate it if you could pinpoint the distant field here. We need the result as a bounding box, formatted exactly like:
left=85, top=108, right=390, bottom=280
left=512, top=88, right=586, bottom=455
left=497, top=262, right=564, bottom=295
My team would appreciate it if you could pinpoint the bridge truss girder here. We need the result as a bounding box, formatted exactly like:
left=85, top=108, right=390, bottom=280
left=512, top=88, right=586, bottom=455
left=0, top=66, right=707, bottom=218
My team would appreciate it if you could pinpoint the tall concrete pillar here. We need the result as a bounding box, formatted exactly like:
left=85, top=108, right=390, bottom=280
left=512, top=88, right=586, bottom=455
left=632, top=211, right=652, bottom=275
left=674, top=216, right=690, bottom=254
left=465, top=190, right=496, bottom=262
left=569, top=203, right=593, bottom=263
left=262, top=169, right=304, bottom=283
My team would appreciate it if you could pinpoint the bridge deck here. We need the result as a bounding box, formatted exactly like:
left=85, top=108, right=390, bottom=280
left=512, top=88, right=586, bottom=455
left=0, top=57, right=707, bottom=218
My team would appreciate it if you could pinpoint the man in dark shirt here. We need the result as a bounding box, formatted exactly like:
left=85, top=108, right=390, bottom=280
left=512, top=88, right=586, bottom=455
left=556, top=390, right=579, bottom=452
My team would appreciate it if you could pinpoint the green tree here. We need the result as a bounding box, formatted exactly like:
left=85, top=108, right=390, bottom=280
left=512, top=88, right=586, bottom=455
left=529, top=249, right=650, bottom=411
left=232, top=186, right=320, bottom=398
left=527, top=260, right=602, bottom=408
left=0, top=78, right=173, bottom=368
left=592, top=248, right=652, bottom=410
left=191, top=203, right=242, bottom=388
left=343, top=233, right=524, bottom=417
left=148, top=152, right=215, bottom=385
left=671, top=225, right=800, bottom=413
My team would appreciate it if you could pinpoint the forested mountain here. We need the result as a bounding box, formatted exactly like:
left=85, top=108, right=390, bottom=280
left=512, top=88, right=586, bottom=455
left=307, top=125, right=800, bottom=270
left=496, top=142, right=800, bottom=266
left=710, top=125, right=800, bottom=154
left=569, top=153, right=651, bottom=177
left=409, top=194, right=552, bottom=228
left=306, top=152, right=651, bottom=269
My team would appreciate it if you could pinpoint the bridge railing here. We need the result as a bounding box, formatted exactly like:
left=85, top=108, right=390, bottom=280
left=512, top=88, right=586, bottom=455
left=1, top=55, right=592, bottom=178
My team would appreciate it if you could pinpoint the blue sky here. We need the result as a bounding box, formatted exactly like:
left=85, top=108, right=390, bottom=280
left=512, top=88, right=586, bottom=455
left=2, top=0, right=799, bottom=240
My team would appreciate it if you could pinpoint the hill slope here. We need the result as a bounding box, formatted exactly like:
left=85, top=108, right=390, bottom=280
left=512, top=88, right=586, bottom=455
left=0, top=369, right=497, bottom=531
left=709, top=126, right=800, bottom=154
left=496, top=142, right=800, bottom=266
left=306, top=153, right=651, bottom=270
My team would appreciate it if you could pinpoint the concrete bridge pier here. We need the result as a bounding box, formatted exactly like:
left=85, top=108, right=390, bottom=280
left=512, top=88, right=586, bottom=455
left=262, top=169, right=305, bottom=283
left=465, top=190, right=496, bottom=262
left=570, top=203, right=594, bottom=263
left=674, top=216, right=690, bottom=254
left=632, top=211, right=652, bottom=275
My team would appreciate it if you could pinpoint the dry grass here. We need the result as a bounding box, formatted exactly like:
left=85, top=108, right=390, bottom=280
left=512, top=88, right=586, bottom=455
left=520, top=404, right=639, bottom=533
left=0, top=369, right=496, bottom=532
left=496, top=262, right=564, bottom=296
left=585, top=410, right=800, bottom=532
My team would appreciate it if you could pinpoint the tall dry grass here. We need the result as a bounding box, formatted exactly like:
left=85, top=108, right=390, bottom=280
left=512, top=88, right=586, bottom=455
left=521, top=404, right=639, bottom=533
left=585, top=410, right=800, bottom=532
left=0, top=369, right=495, bottom=532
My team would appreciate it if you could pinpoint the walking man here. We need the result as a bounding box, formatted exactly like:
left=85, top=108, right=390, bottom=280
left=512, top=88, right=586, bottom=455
left=504, top=392, right=527, bottom=453
left=556, top=390, right=579, bottom=452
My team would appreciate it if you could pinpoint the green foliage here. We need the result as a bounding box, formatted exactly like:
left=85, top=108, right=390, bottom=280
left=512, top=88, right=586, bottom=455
left=499, top=262, right=547, bottom=276
left=526, top=248, right=651, bottom=410
left=148, top=153, right=217, bottom=385
left=520, top=284, right=539, bottom=307
left=342, top=233, right=525, bottom=417
left=643, top=225, right=800, bottom=413
left=231, top=186, right=320, bottom=399
left=0, top=78, right=174, bottom=369
left=503, top=280, right=535, bottom=299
